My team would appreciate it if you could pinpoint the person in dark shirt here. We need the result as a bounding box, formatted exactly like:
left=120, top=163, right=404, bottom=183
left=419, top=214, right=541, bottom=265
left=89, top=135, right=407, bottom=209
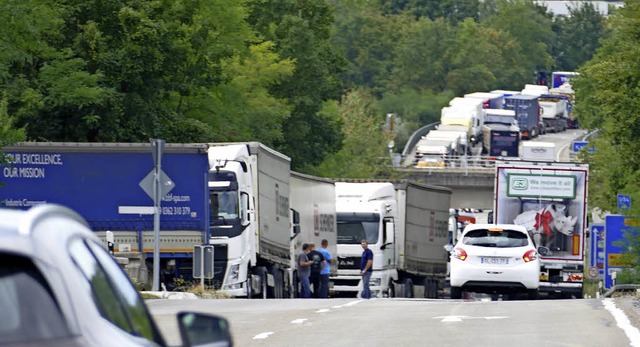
left=360, top=240, right=373, bottom=299
left=307, top=243, right=325, bottom=298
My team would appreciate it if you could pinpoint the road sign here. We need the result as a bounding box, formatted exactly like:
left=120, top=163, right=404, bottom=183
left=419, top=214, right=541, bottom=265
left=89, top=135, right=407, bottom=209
left=618, top=194, right=631, bottom=210
left=604, top=215, right=639, bottom=288
left=588, top=266, right=599, bottom=279
left=139, top=169, right=175, bottom=200
left=572, top=141, right=595, bottom=153
left=589, top=223, right=605, bottom=279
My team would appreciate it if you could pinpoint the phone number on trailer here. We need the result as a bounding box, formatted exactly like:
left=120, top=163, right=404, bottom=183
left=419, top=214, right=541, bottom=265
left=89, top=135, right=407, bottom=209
left=161, top=206, right=191, bottom=215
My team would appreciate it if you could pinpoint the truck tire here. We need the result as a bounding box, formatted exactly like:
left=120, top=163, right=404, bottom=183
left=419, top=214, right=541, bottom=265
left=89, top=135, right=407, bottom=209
left=403, top=278, right=414, bottom=298
left=383, top=281, right=395, bottom=298
left=450, top=286, right=462, bottom=299
left=247, top=267, right=254, bottom=299
left=527, top=289, right=539, bottom=300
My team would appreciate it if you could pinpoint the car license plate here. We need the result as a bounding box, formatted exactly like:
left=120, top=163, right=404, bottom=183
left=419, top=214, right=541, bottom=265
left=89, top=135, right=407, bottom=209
left=481, top=257, right=508, bottom=265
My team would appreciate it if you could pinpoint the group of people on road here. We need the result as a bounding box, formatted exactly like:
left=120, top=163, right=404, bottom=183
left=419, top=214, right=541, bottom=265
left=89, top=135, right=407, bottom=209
left=297, top=239, right=333, bottom=298
left=297, top=238, right=374, bottom=299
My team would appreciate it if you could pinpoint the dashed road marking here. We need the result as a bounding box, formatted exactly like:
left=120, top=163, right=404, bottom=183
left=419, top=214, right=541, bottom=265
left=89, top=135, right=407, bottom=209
left=253, top=332, right=274, bottom=339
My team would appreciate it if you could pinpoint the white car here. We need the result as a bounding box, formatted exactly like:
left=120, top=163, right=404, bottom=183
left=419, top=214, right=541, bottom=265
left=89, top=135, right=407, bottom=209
left=449, top=223, right=540, bottom=300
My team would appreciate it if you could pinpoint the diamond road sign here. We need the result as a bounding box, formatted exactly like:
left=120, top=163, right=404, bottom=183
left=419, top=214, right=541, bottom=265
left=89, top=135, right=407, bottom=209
left=139, top=169, right=175, bottom=200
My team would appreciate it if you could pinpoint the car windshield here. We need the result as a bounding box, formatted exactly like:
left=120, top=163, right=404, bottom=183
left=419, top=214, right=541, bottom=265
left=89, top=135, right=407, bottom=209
left=462, top=228, right=529, bottom=247
left=0, top=254, right=72, bottom=344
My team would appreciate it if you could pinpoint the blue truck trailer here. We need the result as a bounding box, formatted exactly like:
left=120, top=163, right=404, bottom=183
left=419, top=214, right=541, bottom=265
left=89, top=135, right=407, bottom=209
left=0, top=142, right=210, bottom=288
left=504, top=94, right=540, bottom=140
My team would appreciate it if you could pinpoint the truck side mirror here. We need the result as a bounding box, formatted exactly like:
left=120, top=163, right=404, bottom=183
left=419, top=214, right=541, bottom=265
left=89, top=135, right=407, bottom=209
left=290, top=209, right=300, bottom=239
left=177, top=312, right=233, bottom=347
left=240, top=192, right=251, bottom=226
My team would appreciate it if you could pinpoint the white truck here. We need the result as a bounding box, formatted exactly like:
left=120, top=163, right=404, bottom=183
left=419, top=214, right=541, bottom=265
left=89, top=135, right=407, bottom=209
left=332, top=180, right=452, bottom=298
left=289, top=171, right=337, bottom=296
left=414, top=138, right=452, bottom=168
left=208, top=142, right=336, bottom=299
left=423, top=130, right=465, bottom=156
left=444, top=98, right=485, bottom=144
left=521, top=84, right=549, bottom=96
left=538, top=94, right=568, bottom=133
left=522, top=141, right=556, bottom=162
left=494, top=161, right=589, bottom=298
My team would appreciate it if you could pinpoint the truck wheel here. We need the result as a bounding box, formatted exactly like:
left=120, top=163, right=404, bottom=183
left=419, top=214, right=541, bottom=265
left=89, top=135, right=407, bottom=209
left=383, top=281, right=395, bottom=298
left=403, top=278, right=414, bottom=298
left=450, top=286, right=462, bottom=299
left=527, top=289, right=539, bottom=300
left=247, top=267, right=254, bottom=299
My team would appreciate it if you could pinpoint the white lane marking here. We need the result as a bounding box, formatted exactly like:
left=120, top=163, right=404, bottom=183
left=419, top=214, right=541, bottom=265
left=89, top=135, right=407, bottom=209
left=291, top=318, right=308, bottom=324
left=316, top=309, right=330, bottom=313
left=253, top=332, right=274, bottom=340
left=603, top=298, right=640, bottom=346
left=433, top=315, right=509, bottom=323
left=343, top=300, right=363, bottom=307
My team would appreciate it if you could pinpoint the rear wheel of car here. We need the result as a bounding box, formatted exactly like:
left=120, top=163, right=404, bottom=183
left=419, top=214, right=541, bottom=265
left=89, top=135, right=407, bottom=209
left=527, top=289, right=539, bottom=300
left=450, top=286, right=462, bottom=299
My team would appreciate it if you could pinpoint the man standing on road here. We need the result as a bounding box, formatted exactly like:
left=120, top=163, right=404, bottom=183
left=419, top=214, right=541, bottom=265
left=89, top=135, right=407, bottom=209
left=317, top=239, right=333, bottom=298
left=297, top=243, right=314, bottom=298
left=307, top=243, right=325, bottom=298
left=360, top=239, right=373, bottom=299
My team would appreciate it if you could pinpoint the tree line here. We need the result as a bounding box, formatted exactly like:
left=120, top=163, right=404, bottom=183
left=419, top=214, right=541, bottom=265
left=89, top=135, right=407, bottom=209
left=0, top=0, right=611, bottom=178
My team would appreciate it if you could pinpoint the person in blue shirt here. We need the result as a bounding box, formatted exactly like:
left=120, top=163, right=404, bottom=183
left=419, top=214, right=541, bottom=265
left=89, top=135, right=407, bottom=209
left=317, top=239, right=333, bottom=298
left=360, top=239, right=373, bottom=299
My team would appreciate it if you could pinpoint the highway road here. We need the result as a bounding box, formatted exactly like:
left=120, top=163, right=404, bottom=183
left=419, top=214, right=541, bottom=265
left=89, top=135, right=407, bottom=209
left=148, top=296, right=639, bottom=347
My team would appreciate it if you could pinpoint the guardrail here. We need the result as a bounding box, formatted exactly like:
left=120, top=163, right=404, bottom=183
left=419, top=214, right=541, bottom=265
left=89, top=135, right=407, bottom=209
left=402, top=155, right=515, bottom=174
left=604, top=284, right=640, bottom=298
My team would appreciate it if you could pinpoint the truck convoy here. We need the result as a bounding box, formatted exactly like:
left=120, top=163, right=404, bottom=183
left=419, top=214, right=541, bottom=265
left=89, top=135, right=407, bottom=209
left=482, top=109, right=521, bottom=157
left=0, top=141, right=337, bottom=299
left=493, top=161, right=589, bottom=298
left=332, top=180, right=452, bottom=298
left=504, top=94, right=540, bottom=140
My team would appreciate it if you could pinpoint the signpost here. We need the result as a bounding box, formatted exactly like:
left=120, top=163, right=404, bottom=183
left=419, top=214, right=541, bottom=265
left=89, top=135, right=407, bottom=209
left=193, top=245, right=215, bottom=289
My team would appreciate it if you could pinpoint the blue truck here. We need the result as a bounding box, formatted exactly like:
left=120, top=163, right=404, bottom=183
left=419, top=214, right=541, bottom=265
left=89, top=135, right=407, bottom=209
left=0, top=142, right=210, bottom=288
left=504, top=94, right=540, bottom=140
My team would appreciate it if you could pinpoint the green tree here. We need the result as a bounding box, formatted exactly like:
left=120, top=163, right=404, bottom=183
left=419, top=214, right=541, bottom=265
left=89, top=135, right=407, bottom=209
left=307, top=89, right=393, bottom=178
left=481, top=0, right=555, bottom=87
left=573, top=1, right=640, bottom=216
left=552, top=3, right=609, bottom=71
left=247, top=0, right=346, bottom=169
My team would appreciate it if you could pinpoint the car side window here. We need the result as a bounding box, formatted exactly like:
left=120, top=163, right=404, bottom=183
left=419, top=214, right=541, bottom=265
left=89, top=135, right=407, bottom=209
left=0, top=254, right=72, bottom=344
left=69, top=238, right=158, bottom=342
left=85, top=241, right=159, bottom=342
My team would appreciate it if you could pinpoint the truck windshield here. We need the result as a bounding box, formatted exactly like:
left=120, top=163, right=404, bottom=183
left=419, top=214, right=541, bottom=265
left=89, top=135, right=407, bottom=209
left=485, top=115, right=514, bottom=125
left=337, top=213, right=379, bottom=245
left=210, top=190, right=239, bottom=221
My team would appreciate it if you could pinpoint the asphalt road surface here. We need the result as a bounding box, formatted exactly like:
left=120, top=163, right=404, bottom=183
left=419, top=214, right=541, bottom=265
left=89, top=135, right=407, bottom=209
left=148, top=296, right=639, bottom=347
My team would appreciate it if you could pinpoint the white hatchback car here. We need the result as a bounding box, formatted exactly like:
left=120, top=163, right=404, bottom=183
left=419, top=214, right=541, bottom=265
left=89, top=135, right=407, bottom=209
left=449, top=223, right=540, bottom=300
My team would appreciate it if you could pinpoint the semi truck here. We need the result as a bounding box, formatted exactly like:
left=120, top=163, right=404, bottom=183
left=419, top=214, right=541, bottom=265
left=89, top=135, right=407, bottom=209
left=414, top=138, right=453, bottom=168
left=289, top=171, right=337, bottom=296
left=447, top=97, right=485, bottom=144
left=206, top=142, right=337, bottom=299
left=550, top=84, right=578, bottom=128
left=494, top=161, right=589, bottom=298
left=0, top=142, right=210, bottom=289
left=463, top=92, right=504, bottom=109
left=482, top=109, right=520, bottom=157
left=504, top=94, right=540, bottom=139
left=441, top=105, right=483, bottom=145
left=551, top=71, right=579, bottom=89
left=538, top=94, right=568, bottom=133
left=0, top=141, right=335, bottom=299
left=332, top=180, right=452, bottom=298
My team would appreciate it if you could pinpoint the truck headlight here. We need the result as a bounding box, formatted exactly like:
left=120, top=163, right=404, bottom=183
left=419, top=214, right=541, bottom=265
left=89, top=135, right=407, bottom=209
left=226, top=264, right=240, bottom=282
left=369, top=278, right=381, bottom=287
